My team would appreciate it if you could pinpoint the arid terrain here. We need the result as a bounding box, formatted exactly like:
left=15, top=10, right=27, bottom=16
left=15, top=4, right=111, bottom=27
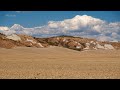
left=1, top=14, right=120, bottom=79
left=0, top=46, right=120, bottom=79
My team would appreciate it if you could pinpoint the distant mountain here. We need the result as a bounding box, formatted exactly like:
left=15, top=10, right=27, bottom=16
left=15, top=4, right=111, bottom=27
left=10, top=24, right=24, bottom=31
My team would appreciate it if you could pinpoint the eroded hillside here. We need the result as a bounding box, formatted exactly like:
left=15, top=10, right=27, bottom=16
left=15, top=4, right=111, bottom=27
left=0, top=33, right=120, bottom=51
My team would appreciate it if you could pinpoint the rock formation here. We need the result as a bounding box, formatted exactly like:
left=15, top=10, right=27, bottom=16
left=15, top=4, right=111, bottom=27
left=0, top=33, right=120, bottom=51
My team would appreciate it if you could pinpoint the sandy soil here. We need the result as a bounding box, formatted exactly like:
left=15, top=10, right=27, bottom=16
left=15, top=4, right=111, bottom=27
left=0, top=46, right=120, bottom=79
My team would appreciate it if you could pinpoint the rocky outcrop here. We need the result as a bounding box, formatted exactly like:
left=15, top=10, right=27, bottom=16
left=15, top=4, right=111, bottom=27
left=104, top=44, right=114, bottom=49
left=0, top=33, right=120, bottom=50
left=6, top=34, right=21, bottom=41
left=40, top=36, right=118, bottom=51
left=0, top=36, right=23, bottom=49
left=18, top=34, right=45, bottom=48
left=0, top=33, right=45, bottom=49
left=35, top=36, right=86, bottom=51
left=0, top=33, right=6, bottom=39
left=109, top=42, right=120, bottom=49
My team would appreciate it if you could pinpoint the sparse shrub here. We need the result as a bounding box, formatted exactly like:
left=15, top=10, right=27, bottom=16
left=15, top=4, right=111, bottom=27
left=48, top=42, right=56, bottom=45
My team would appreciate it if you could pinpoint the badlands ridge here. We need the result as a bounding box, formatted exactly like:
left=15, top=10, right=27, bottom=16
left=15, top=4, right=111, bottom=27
left=0, top=33, right=120, bottom=51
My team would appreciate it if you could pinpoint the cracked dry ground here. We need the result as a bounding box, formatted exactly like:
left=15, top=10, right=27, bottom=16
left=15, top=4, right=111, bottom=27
left=0, top=46, right=120, bottom=79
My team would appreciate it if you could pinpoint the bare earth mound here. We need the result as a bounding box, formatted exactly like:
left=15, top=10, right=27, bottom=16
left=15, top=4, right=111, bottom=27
left=0, top=46, right=120, bottom=79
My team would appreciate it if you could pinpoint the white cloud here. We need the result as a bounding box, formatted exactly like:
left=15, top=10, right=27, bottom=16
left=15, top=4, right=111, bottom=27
left=15, top=11, right=32, bottom=13
left=0, top=26, right=16, bottom=35
left=0, top=26, right=9, bottom=31
left=1, top=15, right=120, bottom=41
left=5, top=14, right=16, bottom=17
left=46, top=15, right=120, bottom=41
left=48, top=15, right=105, bottom=31
left=2, top=30, right=16, bottom=35
left=111, top=32, right=118, bottom=38
left=97, top=35, right=114, bottom=41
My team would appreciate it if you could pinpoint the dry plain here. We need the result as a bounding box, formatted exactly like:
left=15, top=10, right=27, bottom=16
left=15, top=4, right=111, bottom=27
left=0, top=46, right=120, bottom=79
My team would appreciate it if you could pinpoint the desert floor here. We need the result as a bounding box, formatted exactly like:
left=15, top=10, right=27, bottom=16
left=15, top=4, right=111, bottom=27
left=0, top=46, right=120, bottom=79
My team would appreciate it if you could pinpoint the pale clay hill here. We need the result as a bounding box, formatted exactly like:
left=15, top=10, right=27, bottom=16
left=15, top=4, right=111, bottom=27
left=0, top=33, right=120, bottom=50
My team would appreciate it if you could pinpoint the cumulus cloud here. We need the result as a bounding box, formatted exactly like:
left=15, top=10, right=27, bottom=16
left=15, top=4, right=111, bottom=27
left=0, top=26, right=16, bottom=35
left=97, top=35, right=114, bottom=41
left=46, top=15, right=120, bottom=41
left=48, top=15, right=105, bottom=31
left=0, top=15, right=120, bottom=41
left=0, top=27, right=9, bottom=31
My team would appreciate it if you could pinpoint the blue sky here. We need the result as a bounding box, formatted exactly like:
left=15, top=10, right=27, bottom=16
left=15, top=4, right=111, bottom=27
left=0, top=11, right=120, bottom=41
left=0, top=11, right=120, bottom=28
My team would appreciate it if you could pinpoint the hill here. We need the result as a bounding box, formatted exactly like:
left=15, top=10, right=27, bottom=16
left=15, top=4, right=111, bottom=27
left=0, top=33, right=120, bottom=51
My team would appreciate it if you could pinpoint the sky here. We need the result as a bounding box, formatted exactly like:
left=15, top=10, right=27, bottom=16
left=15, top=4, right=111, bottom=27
left=0, top=11, right=120, bottom=27
left=0, top=11, right=120, bottom=42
